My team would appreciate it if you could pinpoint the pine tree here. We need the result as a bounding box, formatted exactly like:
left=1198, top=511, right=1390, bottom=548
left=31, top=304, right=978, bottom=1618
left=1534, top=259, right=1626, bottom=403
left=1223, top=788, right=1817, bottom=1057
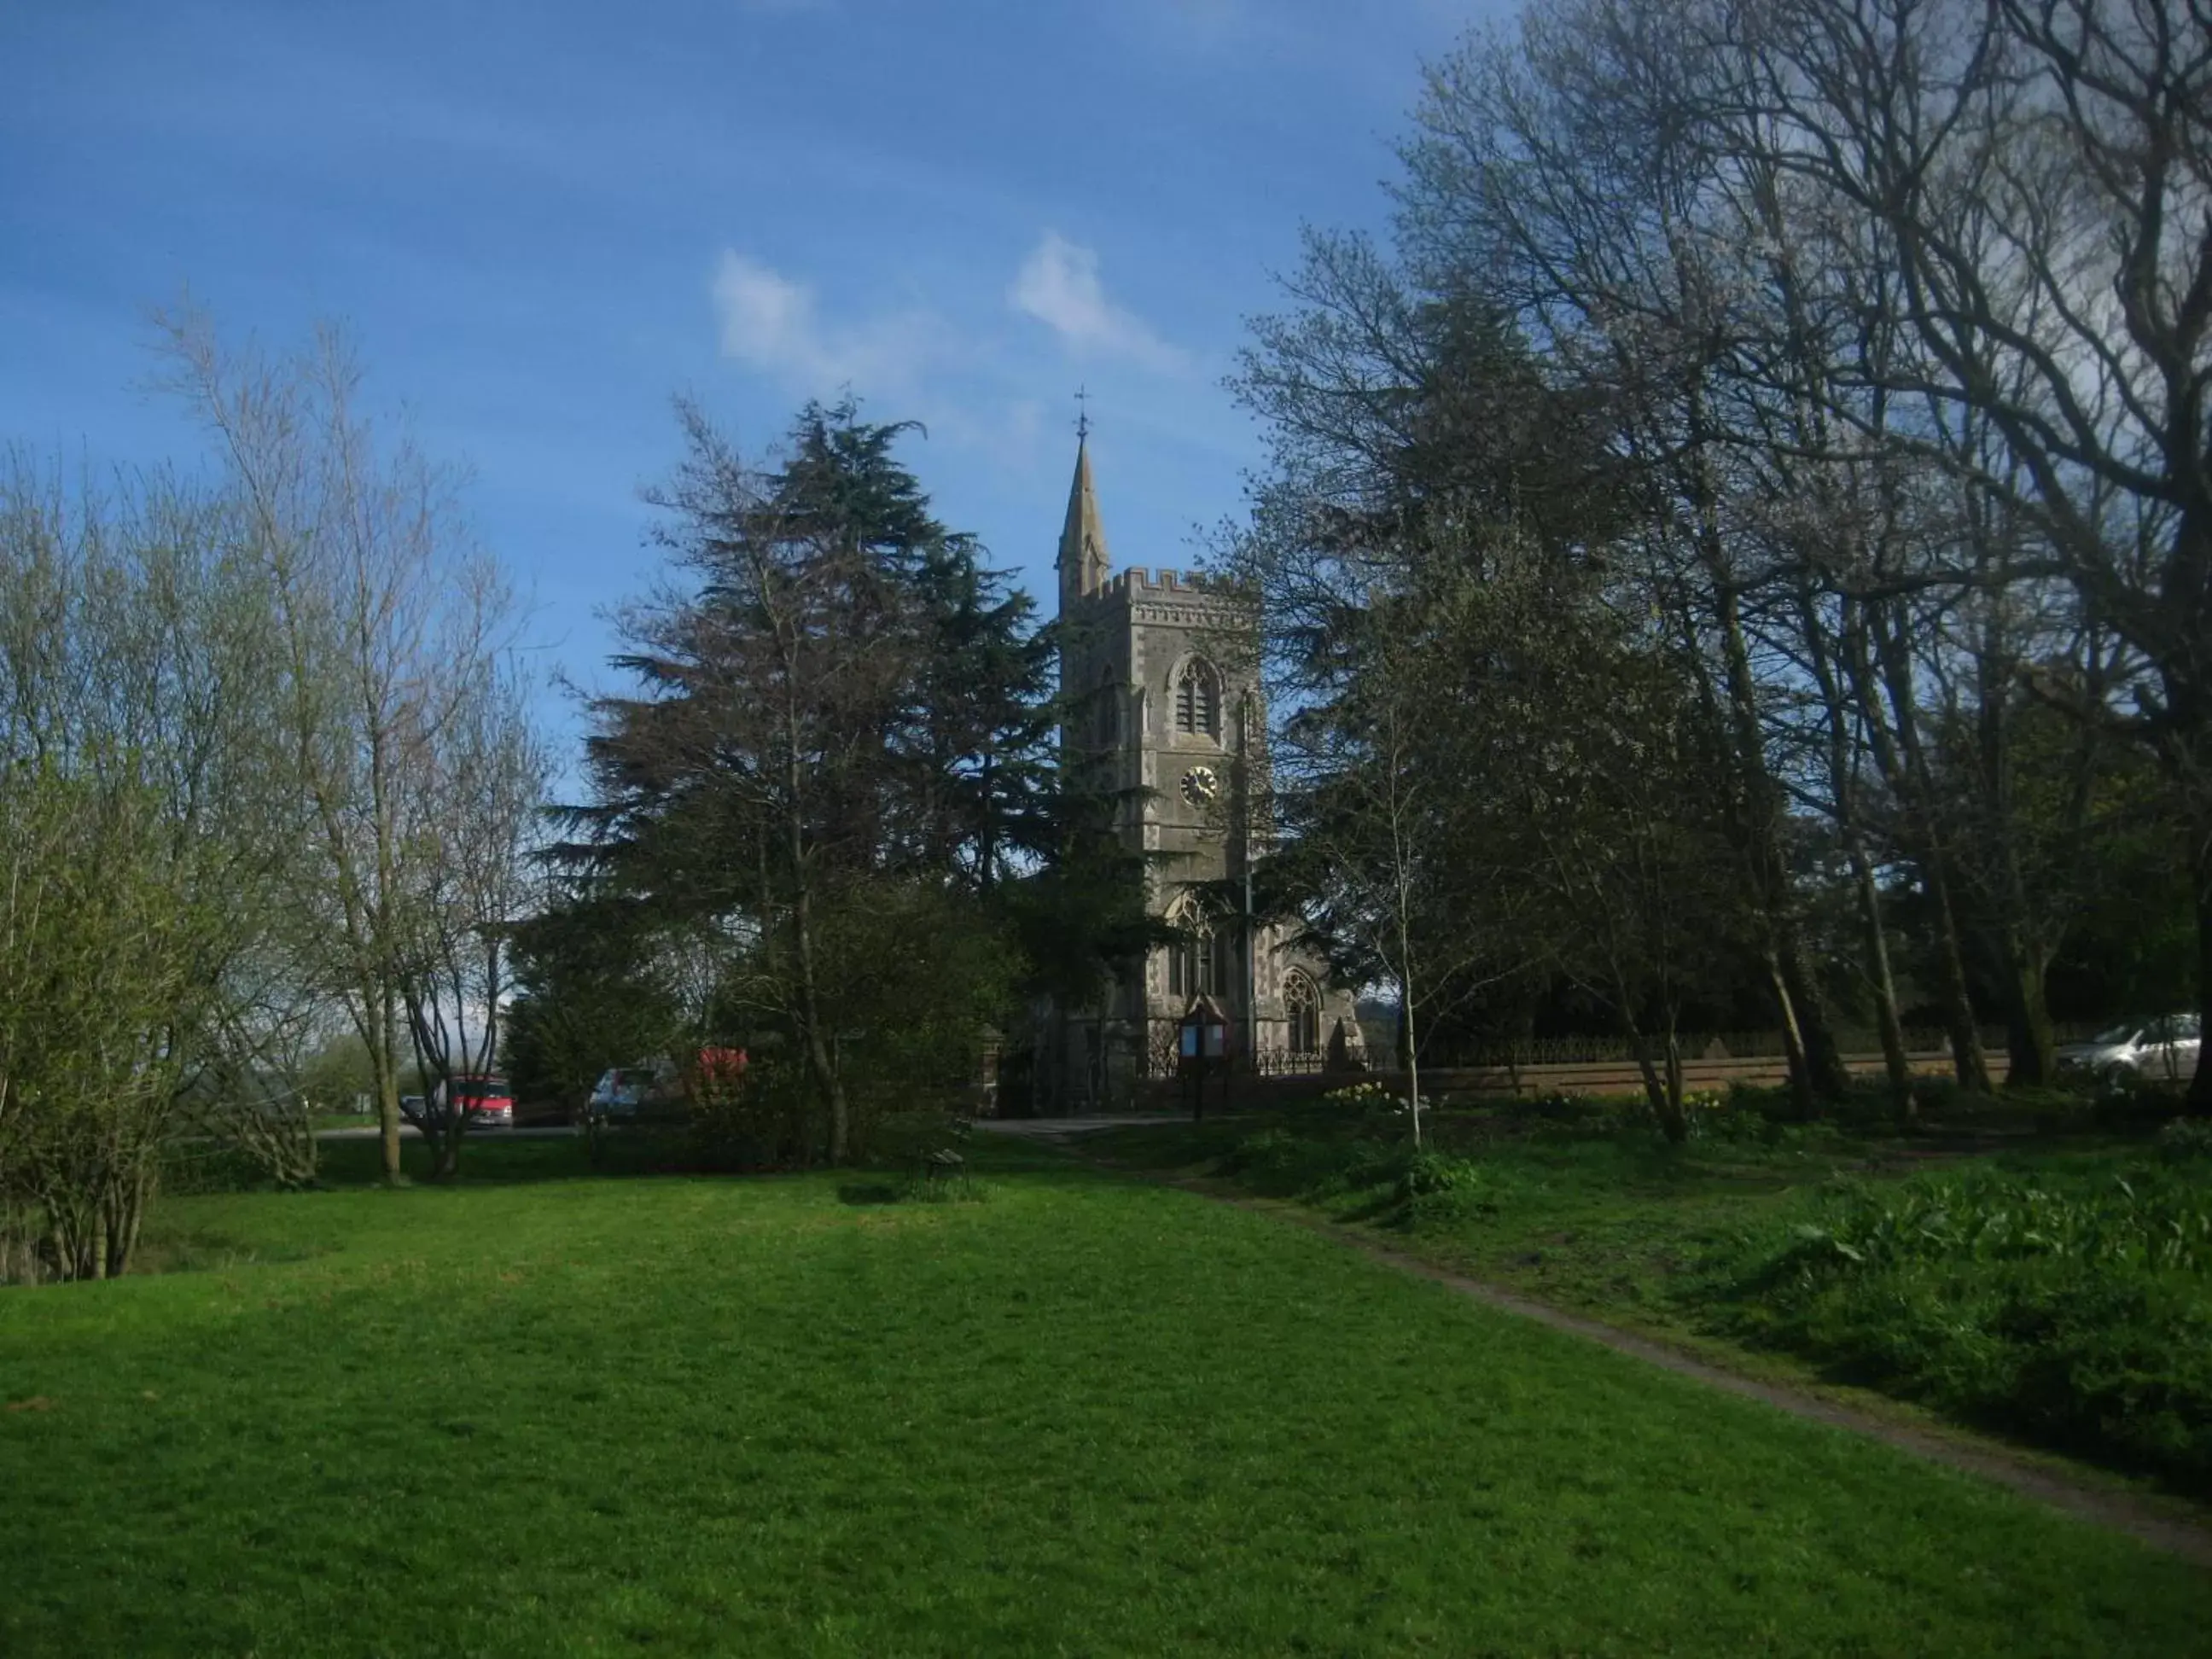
left=573, top=399, right=1054, bottom=1159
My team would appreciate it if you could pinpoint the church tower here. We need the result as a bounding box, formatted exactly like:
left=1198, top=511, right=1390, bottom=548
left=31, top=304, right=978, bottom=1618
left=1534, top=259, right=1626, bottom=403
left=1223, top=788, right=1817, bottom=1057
left=1044, top=434, right=1360, bottom=1111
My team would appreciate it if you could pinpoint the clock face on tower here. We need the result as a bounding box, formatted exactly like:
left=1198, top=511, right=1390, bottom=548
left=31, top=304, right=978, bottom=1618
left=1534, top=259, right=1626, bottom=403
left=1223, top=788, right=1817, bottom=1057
left=1181, top=765, right=1220, bottom=807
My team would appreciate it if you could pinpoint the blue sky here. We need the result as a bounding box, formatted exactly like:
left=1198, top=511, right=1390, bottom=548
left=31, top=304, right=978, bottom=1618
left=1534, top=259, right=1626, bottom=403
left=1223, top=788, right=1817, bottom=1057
left=2, top=0, right=1497, bottom=744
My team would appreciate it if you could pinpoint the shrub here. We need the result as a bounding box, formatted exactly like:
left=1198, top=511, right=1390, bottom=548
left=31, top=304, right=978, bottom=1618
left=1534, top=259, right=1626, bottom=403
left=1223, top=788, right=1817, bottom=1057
left=1394, top=1149, right=1476, bottom=1201
left=2157, top=1117, right=2212, bottom=1162
left=682, top=1052, right=816, bottom=1170
left=2093, top=1068, right=2187, bottom=1127
left=871, top=1109, right=970, bottom=1167
left=1684, top=1088, right=1775, bottom=1144
left=1390, top=1150, right=1512, bottom=1228
left=1209, top=1122, right=1541, bottom=1230
left=1698, top=1162, right=2212, bottom=1492
left=1783, top=1168, right=2206, bottom=1275
left=1525, top=1089, right=1596, bottom=1117
left=156, top=1139, right=274, bottom=1197
left=900, top=1170, right=988, bottom=1204
left=1216, top=1127, right=1308, bottom=1178
left=1512, top=1091, right=1621, bottom=1140
left=1319, top=1080, right=1400, bottom=1113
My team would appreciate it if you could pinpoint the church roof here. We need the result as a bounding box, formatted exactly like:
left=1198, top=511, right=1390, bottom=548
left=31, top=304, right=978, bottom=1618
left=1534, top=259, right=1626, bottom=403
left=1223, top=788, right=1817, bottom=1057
left=1057, top=436, right=1110, bottom=582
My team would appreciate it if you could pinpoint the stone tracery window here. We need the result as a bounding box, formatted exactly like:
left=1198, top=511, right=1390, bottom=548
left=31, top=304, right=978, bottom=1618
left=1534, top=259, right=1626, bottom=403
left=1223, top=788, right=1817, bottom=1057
left=1165, top=893, right=1236, bottom=1000
left=1284, top=969, right=1322, bottom=1056
left=1173, top=658, right=1220, bottom=740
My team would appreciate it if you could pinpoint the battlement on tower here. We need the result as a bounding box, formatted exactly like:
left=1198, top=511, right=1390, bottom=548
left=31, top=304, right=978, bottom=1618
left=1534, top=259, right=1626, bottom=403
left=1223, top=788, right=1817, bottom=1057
left=1094, top=566, right=1247, bottom=606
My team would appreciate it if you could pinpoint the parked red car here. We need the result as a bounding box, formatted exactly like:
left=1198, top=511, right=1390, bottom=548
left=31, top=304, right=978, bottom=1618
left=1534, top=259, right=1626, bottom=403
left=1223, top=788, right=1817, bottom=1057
left=429, top=1073, right=514, bottom=1128
left=694, top=1046, right=748, bottom=1097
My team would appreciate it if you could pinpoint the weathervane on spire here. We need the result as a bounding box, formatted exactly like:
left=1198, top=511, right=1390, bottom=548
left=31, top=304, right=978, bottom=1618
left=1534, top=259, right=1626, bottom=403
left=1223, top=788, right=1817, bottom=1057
left=1074, top=385, right=1091, bottom=442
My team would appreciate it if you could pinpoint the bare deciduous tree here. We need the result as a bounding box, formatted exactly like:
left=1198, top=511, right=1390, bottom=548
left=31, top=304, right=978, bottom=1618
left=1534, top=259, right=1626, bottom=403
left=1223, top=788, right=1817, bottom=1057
left=157, top=309, right=525, bottom=1179
left=398, top=668, right=550, bottom=1179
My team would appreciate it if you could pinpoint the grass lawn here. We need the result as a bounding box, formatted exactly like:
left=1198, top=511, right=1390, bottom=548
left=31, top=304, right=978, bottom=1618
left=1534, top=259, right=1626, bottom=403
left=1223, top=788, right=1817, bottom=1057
left=1082, top=1106, right=1988, bottom=1325
left=3, top=1136, right=2209, bottom=1656
left=1086, top=1100, right=2212, bottom=1495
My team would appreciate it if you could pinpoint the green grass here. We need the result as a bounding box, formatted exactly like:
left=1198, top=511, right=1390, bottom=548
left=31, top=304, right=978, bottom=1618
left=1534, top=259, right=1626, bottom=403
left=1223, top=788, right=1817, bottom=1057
left=3, top=1136, right=2210, bottom=1656
left=1088, top=1101, right=2212, bottom=1496
left=1695, top=1153, right=2212, bottom=1487
left=310, top=1111, right=378, bottom=1132
left=1083, top=1104, right=1882, bottom=1318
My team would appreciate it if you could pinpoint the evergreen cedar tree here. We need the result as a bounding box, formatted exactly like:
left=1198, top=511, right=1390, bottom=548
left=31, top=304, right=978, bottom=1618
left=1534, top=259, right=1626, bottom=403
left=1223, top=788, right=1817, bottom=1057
left=527, top=402, right=1153, bottom=1144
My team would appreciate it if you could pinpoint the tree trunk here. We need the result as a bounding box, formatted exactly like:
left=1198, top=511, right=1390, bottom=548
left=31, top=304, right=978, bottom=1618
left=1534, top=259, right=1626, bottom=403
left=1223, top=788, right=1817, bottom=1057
left=1630, top=1030, right=1688, bottom=1144
left=375, top=981, right=405, bottom=1185
left=1967, top=587, right=2055, bottom=1093
left=1779, top=940, right=1853, bottom=1100
left=1848, top=842, right=1916, bottom=1121
left=791, top=881, right=850, bottom=1162
left=2191, top=818, right=2212, bottom=1117
left=1401, top=972, right=1423, bottom=1151
left=1664, top=1027, right=1685, bottom=1135
left=1804, top=589, right=1912, bottom=1118
left=1765, top=952, right=1817, bottom=1121
left=1927, top=868, right=1992, bottom=1094
left=1854, top=602, right=1990, bottom=1095
left=102, top=1172, right=138, bottom=1280
left=428, top=1122, right=461, bottom=1182
left=1685, top=435, right=1848, bottom=1109
left=1999, top=934, right=2057, bottom=1088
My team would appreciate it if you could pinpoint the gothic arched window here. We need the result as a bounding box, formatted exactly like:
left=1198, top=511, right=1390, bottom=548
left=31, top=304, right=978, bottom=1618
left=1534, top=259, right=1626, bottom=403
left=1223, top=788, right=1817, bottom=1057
left=1095, top=667, right=1119, bottom=747
left=1173, top=658, right=1220, bottom=740
left=1165, top=894, right=1236, bottom=1000
left=1284, top=970, right=1322, bottom=1056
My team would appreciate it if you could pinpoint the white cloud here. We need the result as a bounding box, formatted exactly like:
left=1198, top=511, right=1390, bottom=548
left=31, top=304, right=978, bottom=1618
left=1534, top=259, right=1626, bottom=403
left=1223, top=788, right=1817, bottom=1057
left=710, top=250, right=941, bottom=396
left=1008, top=232, right=1190, bottom=375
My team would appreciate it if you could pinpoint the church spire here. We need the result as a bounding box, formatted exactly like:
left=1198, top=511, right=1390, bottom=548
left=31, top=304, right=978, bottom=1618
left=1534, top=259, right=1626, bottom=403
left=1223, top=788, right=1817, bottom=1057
left=1057, top=431, right=1111, bottom=608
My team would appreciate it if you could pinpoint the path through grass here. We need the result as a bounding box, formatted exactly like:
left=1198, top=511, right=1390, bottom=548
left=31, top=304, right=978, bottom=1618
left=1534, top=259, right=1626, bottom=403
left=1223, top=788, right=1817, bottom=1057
left=1086, top=1105, right=2212, bottom=1500
left=3, top=1137, right=2209, bottom=1655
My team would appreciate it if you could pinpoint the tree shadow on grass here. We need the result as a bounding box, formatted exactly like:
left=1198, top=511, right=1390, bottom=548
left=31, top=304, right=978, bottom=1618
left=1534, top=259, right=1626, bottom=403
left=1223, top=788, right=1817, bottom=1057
left=311, top=1135, right=606, bottom=1189
left=297, top=1122, right=1133, bottom=1197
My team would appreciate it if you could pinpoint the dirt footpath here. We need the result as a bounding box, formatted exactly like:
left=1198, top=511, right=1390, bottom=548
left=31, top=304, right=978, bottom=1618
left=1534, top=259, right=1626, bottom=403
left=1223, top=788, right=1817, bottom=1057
left=981, top=1115, right=2212, bottom=1569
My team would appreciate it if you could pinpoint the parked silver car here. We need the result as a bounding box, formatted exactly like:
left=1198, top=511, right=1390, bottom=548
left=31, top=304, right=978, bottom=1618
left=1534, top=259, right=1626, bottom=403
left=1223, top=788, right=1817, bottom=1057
left=2056, top=1015, right=2201, bottom=1083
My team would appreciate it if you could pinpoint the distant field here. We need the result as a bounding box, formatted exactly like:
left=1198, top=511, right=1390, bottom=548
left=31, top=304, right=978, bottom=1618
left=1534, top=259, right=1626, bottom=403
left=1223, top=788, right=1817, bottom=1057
left=3, top=1135, right=2209, bottom=1656
left=309, top=1111, right=378, bottom=1132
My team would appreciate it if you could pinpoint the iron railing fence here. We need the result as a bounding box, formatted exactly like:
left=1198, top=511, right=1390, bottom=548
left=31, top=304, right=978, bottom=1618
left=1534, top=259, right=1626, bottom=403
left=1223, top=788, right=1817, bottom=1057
left=1129, top=1022, right=2116, bottom=1080
left=1428, top=1030, right=1911, bottom=1067
left=1265, top=1026, right=2105, bottom=1079
left=1411, top=1023, right=2109, bottom=1070
left=1250, top=1050, right=1330, bottom=1078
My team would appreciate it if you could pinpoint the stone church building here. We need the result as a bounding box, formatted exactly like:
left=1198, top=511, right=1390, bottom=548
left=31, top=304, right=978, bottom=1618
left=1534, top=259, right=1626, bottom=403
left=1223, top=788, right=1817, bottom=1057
left=1039, top=435, right=1364, bottom=1111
